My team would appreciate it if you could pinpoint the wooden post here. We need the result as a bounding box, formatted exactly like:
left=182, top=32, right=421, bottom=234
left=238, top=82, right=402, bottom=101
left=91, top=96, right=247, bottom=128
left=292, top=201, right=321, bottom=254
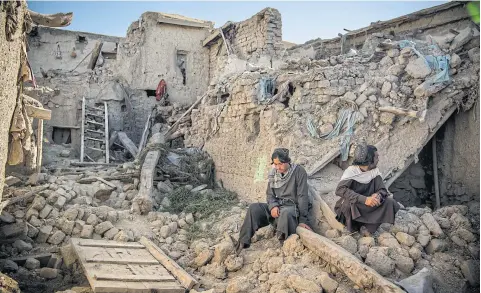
left=104, top=102, right=109, bottom=164
left=36, top=119, right=44, bottom=174
left=138, top=112, right=152, bottom=154
left=80, top=97, right=85, bottom=162
left=432, top=135, right=440, bottom=209
left=165, top=94, right=206, bottom=139
left=88, top=42, right=103, bottom=70
left=219, top=28, right=231, bottom=56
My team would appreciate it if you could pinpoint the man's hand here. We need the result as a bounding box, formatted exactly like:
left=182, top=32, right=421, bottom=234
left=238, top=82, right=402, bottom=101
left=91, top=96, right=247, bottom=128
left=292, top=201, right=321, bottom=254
left=298, top=223, right=312, bottom=230
left=365, top=196, right=381, bottom=207
left=270, top=206, right=280, bottom=218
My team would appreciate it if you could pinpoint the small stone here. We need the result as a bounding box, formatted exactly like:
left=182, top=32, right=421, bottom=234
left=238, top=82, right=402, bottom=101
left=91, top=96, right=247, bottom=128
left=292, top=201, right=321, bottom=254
left=344, top=91, right=357, bottom=101
left=406, top=58, right=431, bottom=78
left=224, top=255, right=244, bottom=272
left=61, top=219, right=75, bottom=235
left=408, top=247, right=422, bottom=261
left=319, top=123, right=334, bottom=135
left=86, top=214, right=98, bottom=226
left=81, top=225, right=94, bottom=239
left=39, top=205, right=53, bottom=219
left=365, top=247, right=395, bottom=276
left=27, top=224, right=39, bottom=238
left=191, top=185, right=208, bottom=193
left=378, top=232, right=401, bottom=249
left=168, top=222, right=178, bottom=234
left=0, top=211, right=15, bottom=223
left=397, top=268, right=434, bottom=293
left=37, top=225, right=53, bottom=243
left=455, top=228, right=475, bottom=243
left=267, top=257, right=284, bottom=273
left=381, top=82, right=392, bottom=97
left=194, top=249, right=214, bottom=268
left=107, top=211, right=117, bottom=223
left=13, top=240, right=33, bottom=252
left=3, top=260, right=18, bottom=272
left=396, top=232, right=416, bottom=247
left=104, top=228, right=119, bottom=240
left=355, top=94, right=368, bottom=105
left=379, top=112, right=395, bottom=125
left=185, top=213, right=195, bottom=225
left=325, top=229, right=341, bottom=239
left=287, top=275, right=321, bottom=293
left=94, top=221, right=114, bottom=235
left=450, top=53, right=462, bottom=68
left=31, top=196, right=47, bottom=211
left=213, top=241, right=234, bottom=264
left=337, top=235, right=357, bottom=254
left=39, top=267, right=58, bottom=279
left=48, top=230, right=66, bottom=245
left=425, top=239, right=447, bottom=254
left=421, top=213, right=444, bottom=237
left=417, top=234, right=431, bottom=247
left=320, top=272, right=339, bottom=293
left=25, top=258, right=41, bottom=270
left=63, top=208, right=78, bottom=221
left=157, top=181, right=173, bottom=193
left=160, top=225, right=171, bottom=238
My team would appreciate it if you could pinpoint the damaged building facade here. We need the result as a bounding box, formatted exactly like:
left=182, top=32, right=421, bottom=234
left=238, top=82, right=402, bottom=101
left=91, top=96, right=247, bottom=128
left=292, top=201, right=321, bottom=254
left=0, top=1, right=480, bottom=293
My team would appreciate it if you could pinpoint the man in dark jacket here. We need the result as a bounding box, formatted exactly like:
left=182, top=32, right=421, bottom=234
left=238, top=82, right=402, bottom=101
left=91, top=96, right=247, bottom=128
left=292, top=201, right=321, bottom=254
left=234, top=148, right=311, bottom=254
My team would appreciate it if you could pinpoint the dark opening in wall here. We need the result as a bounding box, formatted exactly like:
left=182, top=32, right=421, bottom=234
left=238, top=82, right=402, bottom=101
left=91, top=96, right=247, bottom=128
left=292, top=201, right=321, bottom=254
left=52, top=127, right=72, bottom=144
left=220, top=93, right=230, bottom=103
left=121, top=105, right=127, bottom=112
left=176, top=50, right=187, bottom=85
left=77, top=36, right=86, bottom=43
left=145, top=90, right=156, bottom=97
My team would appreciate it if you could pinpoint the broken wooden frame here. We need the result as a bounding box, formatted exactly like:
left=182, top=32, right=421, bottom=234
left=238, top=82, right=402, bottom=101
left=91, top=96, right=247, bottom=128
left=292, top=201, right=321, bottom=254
left=28, top=10, right=73, bottom=27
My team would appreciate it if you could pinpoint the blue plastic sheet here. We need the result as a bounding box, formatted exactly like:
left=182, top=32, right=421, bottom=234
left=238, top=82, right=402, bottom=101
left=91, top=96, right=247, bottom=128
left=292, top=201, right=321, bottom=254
left=258, top=77, right=276, bottom=104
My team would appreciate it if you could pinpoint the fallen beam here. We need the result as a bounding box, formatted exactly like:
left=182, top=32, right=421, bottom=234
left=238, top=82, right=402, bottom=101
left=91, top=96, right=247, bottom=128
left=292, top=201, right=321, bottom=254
left=140, top=236, right=198, bottom=290
left=28, top=10, right=73, bottom=27
left=117, top=131, right=138, bottom=157
left=25, top=105, right=52, bottom=120
left=165, top=94, right=206, bottom=139
left=297, top=227, right=404, bottom=293
left=309, top=186, right=344, bottom=232
left=307, top=149, right=341, bottom=178
left=76, top=173, right=139, bottom=184
left=379, top=106, right=427, bottom=122
left=70, top=162, right=118, bottom=167
left=0, top=185, right=49, bottom=213
left=88, top=42, right=103, bottom=70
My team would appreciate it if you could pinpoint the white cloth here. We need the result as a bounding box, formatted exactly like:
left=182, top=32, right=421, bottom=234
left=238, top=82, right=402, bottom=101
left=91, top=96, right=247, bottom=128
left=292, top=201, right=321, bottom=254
left=340, top=166, right=382, bottom=184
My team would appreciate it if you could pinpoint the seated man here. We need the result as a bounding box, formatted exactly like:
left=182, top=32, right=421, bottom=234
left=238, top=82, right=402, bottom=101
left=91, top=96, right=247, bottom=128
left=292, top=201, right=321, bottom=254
left=234, top=148, right=311, bottom=254
left=334, top=143, right=400, bottom=235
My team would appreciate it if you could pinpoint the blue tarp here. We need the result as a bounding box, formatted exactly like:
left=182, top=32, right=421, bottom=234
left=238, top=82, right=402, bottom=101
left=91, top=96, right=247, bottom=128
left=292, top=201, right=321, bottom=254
left=258, top=77, right=276, bottom=104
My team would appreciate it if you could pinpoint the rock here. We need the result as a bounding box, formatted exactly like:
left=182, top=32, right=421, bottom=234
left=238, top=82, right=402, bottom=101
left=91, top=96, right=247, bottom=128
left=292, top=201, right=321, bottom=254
left=104, top=228, right=119, bottom=240
left=378, top=233, right=401, bottom=249
left=63, top=208, right=78, bottom=221
left=381, top=82, right=392, bottom=97
left=425, top=239, right=447, bottom=254
left=406, top=58, right=431, bottom=78
left=224, top=255, right=244, bottom=272
left=396, top=232, right=416, bottom=247
left=397, top=268, right=434, bottom=293
left=433, top=216, right=450, bottom=229
left=460, top=260, right=480, bottom=287
left=450, top=213, right=471, bottom=229
left=86, top=214, right=98, bottom=226
left=60, top=219, right=75, bottom=235
left=27, top=224, right=39, bottom=238
left=410, top=178, right=426, bottom=189
left=94, top=221, right=114, bottom=236
left=287, top=275, right=321, bottom=293
left=380, top=112, right=395, bottom=125
left=365, top=247, right=395, bottom=276
left=325, top=229, right=341, bottom=239
left=390, top=249, right=414, bottom=274
left=358, top=237, right=375, bottom=258
left=421, top=213, right=444, bottom=237
left=451, top=235, right=467, bottom=247
left=213, top=241, right=234, bottom=264
left=468, top=47, right=480, bottom=63
left=450, top=53, right=462, bottom=68
left=113, top=230, right=130, bottom=242
left=191, top=185, right=208, bottom=193
left=409, top=247, right=422, bottom=261
left=455, top=228, right=476, bottom=243
left=337, top=235, right=357, bottom=254
left=380, top=56, right=394, bottom=67
left=267, top=257, right=284, bottom=273
left=355, top=94, right=368, bottom=105
left=450, top=27, right=474, bottom=51
left=0, top=211, right=15, bottom=223
left=48, top=230, right=66, bottom=245
left=160, top=225, right=171, bottom=238
left=344, top=91, right=357, bottom=101
left=81, top=225, right=94, bottom=239
left=39, top=267, right=58, bottom=279
left=319, top=272, right=338, bottom=293
left=39, top=205, right=53, bottom=219
left=283, top=234, right=305, bottom=256
left=417, top=234, right=431, bottom=247
left=157, top=181, right=173, bottom=193
left=185, top=213, right=195, bottom=225
left=204, top=263, right=226, bottom=279
left=3, top=260, right=18, bottom=272
left=194, top=249, right=213, bottom=268
left=387, top=64, right=405, bottom=76
left=37, top=225, right=53, bottom=243
left=226, top=276, right=253, bottom=293
left=178, top=219, right=187, bottom=229
left=31, top=196, right=47, bottom=211
left=54, top=196, right=67, bottom=209
left=107, top=211, right=117, bottom=223
left=168, top=222, right=178, bottom=234
left=25, top=258, right=41, bottom=270
left=13, top=240, right=32, bottom=252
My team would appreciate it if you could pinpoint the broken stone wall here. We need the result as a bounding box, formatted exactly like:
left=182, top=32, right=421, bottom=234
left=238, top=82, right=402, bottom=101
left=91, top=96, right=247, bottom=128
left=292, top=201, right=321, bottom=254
left=206, top=8, right=284, bottom=86
left=186, top=14, right=479, bottom=203
left=117, top=12, right=212, bottom=106
left=438, top=101, right=480, bottom=206
left=287, top=2, right=472, bottom=60
left=0, top=1, right=27, bottom=202
left=27, top=27, right=121, bottom=75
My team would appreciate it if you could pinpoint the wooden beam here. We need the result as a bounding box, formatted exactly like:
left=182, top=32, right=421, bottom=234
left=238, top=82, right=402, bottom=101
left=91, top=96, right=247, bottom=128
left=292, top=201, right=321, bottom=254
left=27, top=10, right=73, bottom=27
left=165, top=94, right=206, bottom=139
left=432, top=135, right=440, bottom=210
left=36, top=119, right=44, bottom=174
left=88, top=42, right=103, bottom=70
left=308, top=185, right=344, bottom=231
left=117, top=132, right=138, bottom=157
left=25, top=105, right=51, bottom=120
left=85, top=258, right=159, bottom=265
left=297, top=227, right=404, bottom=293
left=70, top=162, right=118, bottom=167
left=307, top=149, right=341, bottom=178
left=80, top=97, right=85, bottom=163
left=94, top=274, right=175, bottom=282
left=138, top=113, right=152, bottom=155
left=0, top=186, right=49, bottom=213
left=95, top=177, right=116, bottom=189
left=140, top=236, right=198, bottom=290
left=104, top=102, right=109, bottom=164
left=379, top=106, right=427, bottom=122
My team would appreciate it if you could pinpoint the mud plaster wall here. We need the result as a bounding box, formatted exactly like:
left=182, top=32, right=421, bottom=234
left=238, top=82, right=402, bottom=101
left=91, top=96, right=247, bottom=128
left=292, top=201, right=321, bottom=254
left=438, top=101, right=480, bottom=205
left=27, top=27, right=121, bottom=75
left=117, top=16, right=211, bottom=106
left=0, top=1, right=26, bottom=201
left=207, top=8, right=284, bottom=85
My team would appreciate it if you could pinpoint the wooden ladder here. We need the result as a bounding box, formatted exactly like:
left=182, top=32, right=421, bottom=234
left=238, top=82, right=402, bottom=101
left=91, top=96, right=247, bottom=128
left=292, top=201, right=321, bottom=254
left=80, top=97, right=109, bottom=163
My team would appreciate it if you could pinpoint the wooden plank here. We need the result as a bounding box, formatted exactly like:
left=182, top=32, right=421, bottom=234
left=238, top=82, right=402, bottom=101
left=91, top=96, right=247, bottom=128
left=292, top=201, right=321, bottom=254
left=86, top=112, right=104, bottom=118
left=88, top=42, right=104, bottom=70
left=95, top=177, right=116, bottom=189
left=85, top=146, right=105, bottom=152
left=27, top=10, right=73, bottom=27
left=86, top=120, right=104, bottom=126
left=165, top=94, right=206, bottom=139
left=86, top=105, right=104, bottom=112
left=309, top=185, right=344, bottom=231
left=94, top=274, right=175, bottom=282
left=307, top=149, right=341, bottom=177
left=80, top=97, right=85, bottom=163
left=0, top=185, right=49, bottom=212
left=117, top=132, right=138, bottom=157
left=36, top=119, right=44, bottom=174
left=85, top=137, right=104, bottom=142
left=70, top=162, right=118, bottom=167
left=86, top=129, right=104, bottom=135
left=104, top=102, right=109, bottom=164
left=85, top=258, right=159, bottom=265
left=297, top=227, right=404, bottom=293
left=138, top=113, right=152, bottom=155
left=25, top=105, right=51, bottom=121
left=140, top=236, right=198, bottom=290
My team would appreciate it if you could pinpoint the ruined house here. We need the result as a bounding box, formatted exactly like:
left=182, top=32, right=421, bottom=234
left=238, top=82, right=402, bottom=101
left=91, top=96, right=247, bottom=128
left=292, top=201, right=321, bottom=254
left=0, top=1, right=480, bottom=293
